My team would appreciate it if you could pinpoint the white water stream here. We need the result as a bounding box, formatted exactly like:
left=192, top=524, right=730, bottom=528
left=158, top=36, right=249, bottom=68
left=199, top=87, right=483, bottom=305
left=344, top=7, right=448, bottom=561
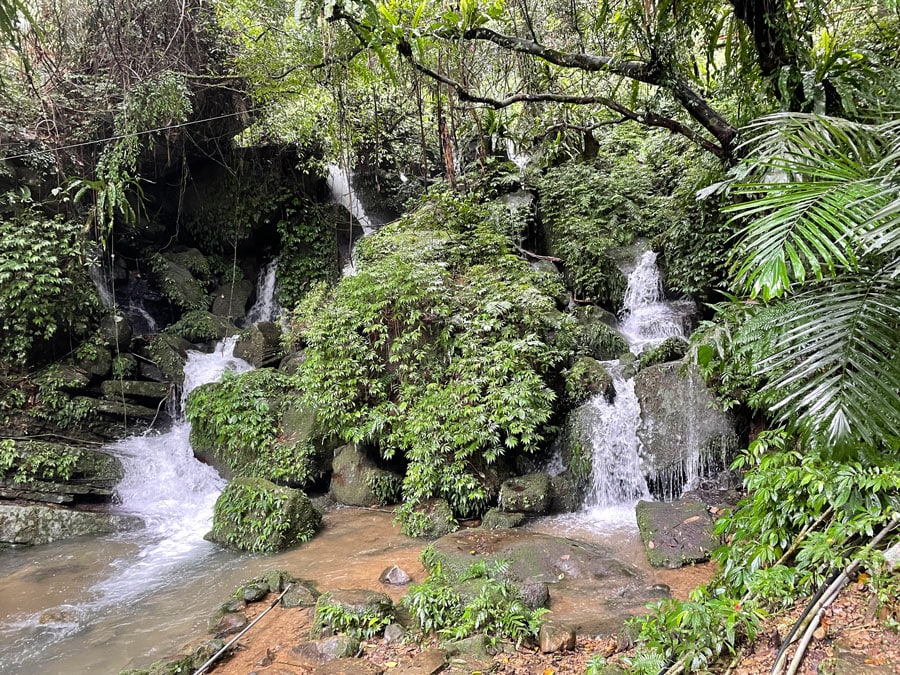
left=243, top=257, right=280, bottom=325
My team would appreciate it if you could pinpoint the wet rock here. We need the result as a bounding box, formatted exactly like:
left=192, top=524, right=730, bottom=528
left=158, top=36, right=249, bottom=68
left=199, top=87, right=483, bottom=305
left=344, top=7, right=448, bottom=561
left=242, top=582, right=269, bottom=603
left=480, top=508, right=525, bottom=530
left=636, top=336, right=688, bottom=371
left=409, top=498, right=456, bottom=538
left=234, top=322, right=282, bottom=367
left=279, top=349, right=307, bottom=375
left=564, top=356, right=615, bottom=406
left=540, top=621, right=576, bottom=653
left=144, top=333, right=193, bottom=384
left=379, top=565, right=412, bottom=586
left=635, top=498, right=717, bottom=568
left=100, top=380, right=171, bottom=403
left=100, top=313, right=133, bottom=351
left=0, top=504, right=139, bottom=546
left=154, top=251, right=210, bottom=311
left=75, top=396, right=161, bottom=421
left=280, top=581, right=320, bottom=608
left=549, top=475, right=579, bottom=514
left=165, top=310, right=234, bottom=343
left=498, top=473, right=551, bottom=515
left=78, top=345, right=113, bottom=379
left=634, top=363, right=738, bottom=500
left=212, top=611, right=249, bottom=637
left=569, top=306, right=629, bottom=359
left=38, top=609, right=79, bottom=624
left=211, top=279, right=255, bottom=322
left=329, top=443, right=402, bottom=508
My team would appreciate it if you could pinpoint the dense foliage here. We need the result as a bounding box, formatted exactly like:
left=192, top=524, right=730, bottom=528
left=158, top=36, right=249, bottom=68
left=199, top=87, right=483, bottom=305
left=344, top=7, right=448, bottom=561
left=290, top=190, right=565, bottom=532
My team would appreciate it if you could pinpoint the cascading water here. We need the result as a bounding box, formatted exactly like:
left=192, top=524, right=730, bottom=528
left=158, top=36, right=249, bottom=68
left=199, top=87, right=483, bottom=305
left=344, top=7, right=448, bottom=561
left=327, top=162, right=374, bottom=236
left=0, top=289, right=273, bottom=674
left=244, top=257, right=280, bottom=325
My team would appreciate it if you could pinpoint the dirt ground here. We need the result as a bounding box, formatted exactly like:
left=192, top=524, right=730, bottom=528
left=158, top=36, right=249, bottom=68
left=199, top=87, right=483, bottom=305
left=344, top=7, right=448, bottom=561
left=199, top=571, right=900, bottom=675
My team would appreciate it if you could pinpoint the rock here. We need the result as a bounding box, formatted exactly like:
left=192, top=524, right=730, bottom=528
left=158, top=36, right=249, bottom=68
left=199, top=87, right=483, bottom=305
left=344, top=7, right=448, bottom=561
left=564, top=356, right=615, bottom=406
left=394, top=648, right=446, bottom=675
left=154, top=252, right=210, bottom=311
left=445, top=634, right=492, bottom=659
left=33, top=363, right=91, bottom=392
left=540, top=621, right=576, bottom=653
left=634, top=363, right=738, bottom=500
left=498, top=473, right=552, bottom=514
left=279, top=349, right=307, bottom=375
left=549, top=475, right=579, bottom=514
left=100, top=314, right=133, bottom=351
left=242, top=582, right=269, bottom=603
left=329, top=443, right=402, bottom=508
left=211, top=611, right=249, bottom=637
left=274, top=400, right=333, bottom=488
left=568, top=306, right=629, bottom=359
left=165, top=310, right=234, bottom=343
left=78, top=345, right=113, bottom=379
left=208, top=478, right=322, bottom=552
left=38, top=609, right=78, bottom=624
left=636, top=336, right=689, bottom=370
left=234, top=322, right=282, bottom=367
left=884, top=541, right=900, bottom=572
left=144, top=333, right=193, bottom=384
left=519, top=579, right=550, bottom=609
left=100, top=380, right=171, bottom=403
left=635, top=499, right=718, bottom=568
left=211, top=279, right=255, bottom=322
left=312, top=589, right=393, bottom=638
left=379, top=565, right=412, bottom=586
left=74, top=396, right=161, bottom=421
left=0, top=504, right=138, bottom=546
left=383, top=623, right=405, bottom=644
left=281, top=582, right=320, bottom=608
left=831, top=637, right=897, bottom=674
left=443, top=655, right=494, bottom=675
left=312, top=658, right=383, bottom=674
left=408, top=498, right=457, bottom=538
left=480, top=508, right=525, bottom=530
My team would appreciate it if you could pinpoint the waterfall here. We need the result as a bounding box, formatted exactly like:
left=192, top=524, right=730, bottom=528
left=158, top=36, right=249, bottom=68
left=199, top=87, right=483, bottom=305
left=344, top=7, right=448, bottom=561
left=244, top=258, right=280, bottom=325
left=577, top=249, right=694, bottom=514
left=327, top=162, right=374, bottom=236
left=505, top=137, right=530, bottom=185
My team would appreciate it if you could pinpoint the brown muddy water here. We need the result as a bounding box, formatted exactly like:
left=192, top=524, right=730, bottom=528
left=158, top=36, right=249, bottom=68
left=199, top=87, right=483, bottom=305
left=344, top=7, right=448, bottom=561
left=0, top=506, right=710, bottom=674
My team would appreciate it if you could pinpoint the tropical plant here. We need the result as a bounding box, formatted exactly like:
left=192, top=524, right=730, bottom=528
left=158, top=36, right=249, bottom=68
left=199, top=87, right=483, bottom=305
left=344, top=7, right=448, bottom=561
left=721, top=112, right=900, bottom=451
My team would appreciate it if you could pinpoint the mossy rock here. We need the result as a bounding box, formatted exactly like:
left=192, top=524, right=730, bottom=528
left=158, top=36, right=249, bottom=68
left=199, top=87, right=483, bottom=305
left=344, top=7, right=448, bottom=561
left=100, top=314, right=133, bottom=352
left=408, top=498, right=457, bottom=538
left=78, top=345, right=113, bottom=379
left=208, top=477, right=322, bottom=553
left=480, top=508, right=525, bottom=530
left=211, top=279, right=255, bottom=322
left=0, top=503, right=140, bottom=546
left=549, top=475, right=579, bottom=514
left=498, top=473, right=552, bottom=515
left=635, top=498, right=717, bottom=568
left=154, top=255, right=209, bottom=312
left=144, top=334, right=193, bottom=384
left=311, top=589, right=394, bottom=639
left=329, top=443, right=402, bottom=507
left=165, top=310, right=234, bottom=343
left=564, top=356, right=615, bottom=406
left=100, top=380, right=171, bottom=403
left=233, top=322, right=282, bottom=367
left=636, top=336, right=688, bottom=371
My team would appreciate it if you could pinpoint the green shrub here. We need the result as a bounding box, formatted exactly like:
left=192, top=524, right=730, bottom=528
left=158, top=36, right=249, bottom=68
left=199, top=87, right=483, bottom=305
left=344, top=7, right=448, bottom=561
left=312, top=597, right=393, bottom=639
left=0, top=439, right=80, bottom=482
left=290, top=190, right=565, bottom=531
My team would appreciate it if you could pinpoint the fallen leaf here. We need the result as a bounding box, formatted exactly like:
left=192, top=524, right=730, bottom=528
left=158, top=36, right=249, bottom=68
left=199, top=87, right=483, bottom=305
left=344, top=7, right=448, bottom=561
left=683, top=516, right=701, bottom=524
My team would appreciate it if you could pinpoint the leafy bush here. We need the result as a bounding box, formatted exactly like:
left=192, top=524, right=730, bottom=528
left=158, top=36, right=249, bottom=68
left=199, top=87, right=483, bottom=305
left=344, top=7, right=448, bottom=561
left=0, top=439, right=80, bottom=482
left=402, top=557, right=547, bottom=647
left=290, top=190, right=565, bottom=533
left=312, top=597, right=393, bottom=639
left=0, top=202, right=100, bottom=366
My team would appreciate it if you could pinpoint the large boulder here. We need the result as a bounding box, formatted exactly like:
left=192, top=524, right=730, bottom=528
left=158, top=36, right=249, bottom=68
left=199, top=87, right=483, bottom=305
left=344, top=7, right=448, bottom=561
left=153, top=249, right=211, bottom=311
left=564, top=356, right=615, bottom=406
left=633, top=363, right=738, bottom=500
left=329, top=443, right=402, bottom=508
left=99, top=380, right=171, bottom=404
left=143, top=333, right=193, bottom=384
left=208, top=477, right=322, bottom=553
left=165, top=310, right=234, bottom=344
left=635, top=499, right=718, bottom=568
left=0, top=504, right=139, bottom=547
left=233, top=322, right=282, bottom=367
left=211, top=279, right=255, bottom=323
left=100, top=314, right=133, bottom=352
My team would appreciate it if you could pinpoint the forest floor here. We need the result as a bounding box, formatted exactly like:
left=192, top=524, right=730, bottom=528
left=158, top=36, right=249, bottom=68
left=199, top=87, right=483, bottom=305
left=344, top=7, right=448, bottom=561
left=201, top=570, right=900, bottom=675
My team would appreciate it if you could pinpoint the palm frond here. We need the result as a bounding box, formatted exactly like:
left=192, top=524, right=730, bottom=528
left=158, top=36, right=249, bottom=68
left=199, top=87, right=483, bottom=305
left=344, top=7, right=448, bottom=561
left=753, top=276, right=900, bottom=447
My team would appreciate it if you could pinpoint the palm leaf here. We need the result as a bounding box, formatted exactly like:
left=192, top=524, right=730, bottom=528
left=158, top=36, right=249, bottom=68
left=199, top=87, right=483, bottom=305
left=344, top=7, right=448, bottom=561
left=752, top=276, right=900, bottom=448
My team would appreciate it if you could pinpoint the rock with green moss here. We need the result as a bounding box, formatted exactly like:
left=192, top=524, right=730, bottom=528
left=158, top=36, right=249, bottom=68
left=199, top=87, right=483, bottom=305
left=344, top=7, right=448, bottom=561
left=329, top=443, right=402, bottom=507
left=233, top=321, right=282, bottom=367
left=311, top=588, right=394, bottom=639
left=0, top=503, right=139, bottom=546
left=556, top=411, right=594, bottom=497
left=211, top=278, right=254, bottom=322
left=100, top=314, right=133, bottom=352
left=152, top=251, right=211, bottom=312
left=564, top=356, right=615, bottom=406
left=636, top=336, right=688, bottom=371
left=78, top=345, right=113, bottom=379
left=549, top=475, right=579, bottom=514
left=165, top=310, right=234, bottom=344
left=480, top=508, right=525, bottom=530
left=407, top=498, right=457, bottom=538
left=635, top=498, right=717, bottom=568
left=208, top=477, right=322, bottom=553
left=144, top=334, right=193, bottom=384
left=100, top=379, right=170, bottom=403
left=498, top=473, right=551, bottom=515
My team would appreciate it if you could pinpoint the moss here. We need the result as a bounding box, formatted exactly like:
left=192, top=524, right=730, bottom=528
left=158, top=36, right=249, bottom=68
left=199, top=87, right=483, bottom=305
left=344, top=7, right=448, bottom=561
left=564, top=356, right=615, bottom=406
left=164, top=310, right=233, bottom=343
left=636, top=336, right=689, bottom=371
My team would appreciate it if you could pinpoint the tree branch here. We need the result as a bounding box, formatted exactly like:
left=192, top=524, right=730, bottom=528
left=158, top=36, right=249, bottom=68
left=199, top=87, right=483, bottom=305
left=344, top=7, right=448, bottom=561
left=398, top=46, right=725, bottom=158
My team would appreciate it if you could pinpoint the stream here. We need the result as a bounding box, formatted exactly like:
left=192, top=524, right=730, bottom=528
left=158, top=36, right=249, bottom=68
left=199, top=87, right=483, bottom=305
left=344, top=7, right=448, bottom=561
left=0, top=197, right=704, bottom=673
